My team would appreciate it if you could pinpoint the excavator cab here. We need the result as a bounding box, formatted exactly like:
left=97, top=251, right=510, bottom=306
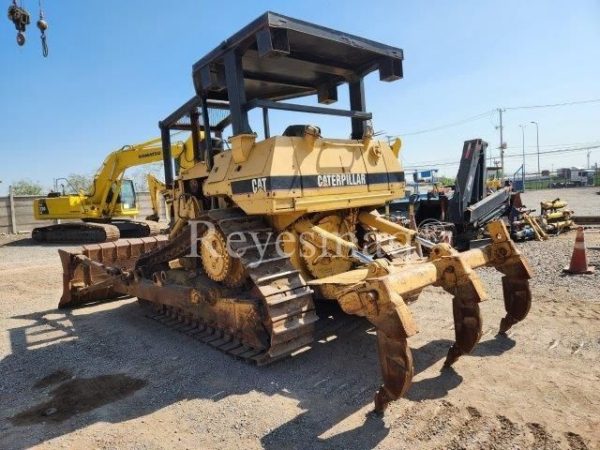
left=34, top=178, right=139, bottom=221
left=106, top=179, right=137, bottom=212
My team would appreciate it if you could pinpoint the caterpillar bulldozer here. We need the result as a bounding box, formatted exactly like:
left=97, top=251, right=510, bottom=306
left=57, top=12, right=532, bottom=413
left=32, top=135, right=197, bottom=243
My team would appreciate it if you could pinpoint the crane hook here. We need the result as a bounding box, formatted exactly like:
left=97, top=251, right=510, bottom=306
left=37, top=8, right=48, bottom=57
left=7, top=0, right=30, bottom=46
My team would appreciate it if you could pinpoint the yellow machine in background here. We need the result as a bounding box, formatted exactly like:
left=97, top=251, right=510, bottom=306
left=486, top=177, right=503, bottom=191
left=32, top=135, right=197, bottom=242
left=145, top=174, right=168, bottom=222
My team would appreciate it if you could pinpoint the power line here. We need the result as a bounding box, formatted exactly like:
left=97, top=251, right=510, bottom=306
left=505, top=98, right=600, bottom=110
left=408, top=141, right=600, bottom=167
left=404, top=144, right=600, bottom=169
left=390, top=110, right=494, bottom=137
left=506, top=144, right=600, bottom=159
left=391, top=97, right=600, bottom=138
left=504, top=140, right=600, bottom=150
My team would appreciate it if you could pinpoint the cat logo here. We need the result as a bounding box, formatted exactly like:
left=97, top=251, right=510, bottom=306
left=251, top=177, right=268, bottom=193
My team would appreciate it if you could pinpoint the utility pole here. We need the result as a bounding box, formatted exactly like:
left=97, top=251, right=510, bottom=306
left=9, top=184, right=17, bottom=234
left=519, top=124, right=526, bottom=189
left=530, top=121, right=540, bottom=179
left=587, top=150, right=591, bottom=169
left=497, top=108, right=506, bottom=177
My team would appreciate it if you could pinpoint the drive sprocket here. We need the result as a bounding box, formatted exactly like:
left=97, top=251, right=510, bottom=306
left=200, top=226, right=246, bottom=288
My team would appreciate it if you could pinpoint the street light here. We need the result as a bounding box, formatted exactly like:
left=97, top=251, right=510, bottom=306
left=530, top=121, right=540, bottom=179
left=519, top=124, right=526, bottom=188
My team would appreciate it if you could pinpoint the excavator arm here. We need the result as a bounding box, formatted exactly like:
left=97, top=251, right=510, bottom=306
left=33, top=134, right=197, bottom=222
left=146, top=174, right=167, bottom=222
left=88, top=137, right=183, bottom=218
left=85, top=132, right=202, bottom=218
left=32, top=133, right=199, bottom=243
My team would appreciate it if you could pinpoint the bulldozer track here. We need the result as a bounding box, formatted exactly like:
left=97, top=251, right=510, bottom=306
left=139, top=298, right=367, bottom=365
left=135, top=208, right=320, bottom=365
left=140, top=301, right=273, bottom=363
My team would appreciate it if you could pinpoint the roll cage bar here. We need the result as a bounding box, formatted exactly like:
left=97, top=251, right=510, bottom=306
left=159, top=11, right=404, bottom=186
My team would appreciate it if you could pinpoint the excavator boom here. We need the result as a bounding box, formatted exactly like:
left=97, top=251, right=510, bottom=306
left=32, top=135, right=195, bottom=243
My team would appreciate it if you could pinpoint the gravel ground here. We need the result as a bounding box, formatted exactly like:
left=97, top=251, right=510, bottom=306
left=0, top=187, right=599, bottom=449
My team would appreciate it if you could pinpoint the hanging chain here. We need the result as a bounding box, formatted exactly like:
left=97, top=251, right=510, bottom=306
left=36, top=0, right=48, bottom=57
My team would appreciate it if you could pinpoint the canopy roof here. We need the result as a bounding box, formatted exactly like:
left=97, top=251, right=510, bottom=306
left=159, top=12, right=405, bottom=185
left=192, top=11, right=404, bottom=103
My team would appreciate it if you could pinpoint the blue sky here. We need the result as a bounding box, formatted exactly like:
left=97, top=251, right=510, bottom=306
left=1, top=0, right=599, bottom=194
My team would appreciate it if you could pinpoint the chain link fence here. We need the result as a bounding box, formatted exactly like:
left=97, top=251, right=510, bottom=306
left=522, top=168, right=600, bottom=191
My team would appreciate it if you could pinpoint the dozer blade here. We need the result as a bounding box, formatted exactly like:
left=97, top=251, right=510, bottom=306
left=324, top=220, right=532, bottom=414
left=59, top=235, right=169, bottom=308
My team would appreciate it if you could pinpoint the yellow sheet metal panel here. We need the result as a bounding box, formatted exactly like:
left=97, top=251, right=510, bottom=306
left=204, top=134, right=405, bottom=216
left=33, top=195, right=88, bottom=220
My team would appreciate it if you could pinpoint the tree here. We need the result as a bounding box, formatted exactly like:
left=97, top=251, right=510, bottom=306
left=64, top=173, right=93, bottom=194
left=437, top=176, right=456, bottom=187
left=128, top=163, right=164, bottom=191
left=11, top=179, right=44, bottom=196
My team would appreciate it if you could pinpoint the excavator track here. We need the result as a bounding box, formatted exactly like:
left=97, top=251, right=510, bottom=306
left=110, top=219, right=164, bottom=238
left=33, top=219, right=163, bottom=244
left=32, top=222, right=120, bottom=243
left=135, top=208, right=319, bottom=364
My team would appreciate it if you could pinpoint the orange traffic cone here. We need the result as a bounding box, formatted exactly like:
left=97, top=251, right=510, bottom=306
left=563, top=227, right=595, bottom=274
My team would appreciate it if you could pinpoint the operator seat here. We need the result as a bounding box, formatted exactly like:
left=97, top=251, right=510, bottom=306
left=283, top=125, right=321, bottom=138
left=198, top=137, right=224, bottom=156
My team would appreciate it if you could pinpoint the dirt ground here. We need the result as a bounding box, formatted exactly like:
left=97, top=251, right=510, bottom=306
left=1, top=187, right=599, bottom=449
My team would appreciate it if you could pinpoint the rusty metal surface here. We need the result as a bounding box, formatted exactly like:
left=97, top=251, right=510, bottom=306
left=374, top=332, right=413, bottom=414
left=57, top=215, right=533, bottom=415
left=64, top=208, right=319, bottom=364
left=58, top=235, right=169, bottom=308
left=330, top=220, right=532, bottom=412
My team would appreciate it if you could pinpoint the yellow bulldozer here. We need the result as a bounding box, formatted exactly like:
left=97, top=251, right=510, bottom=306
left=32, top=135, right=197, bottom=243
left=58, top=12, right=532, bottom=413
